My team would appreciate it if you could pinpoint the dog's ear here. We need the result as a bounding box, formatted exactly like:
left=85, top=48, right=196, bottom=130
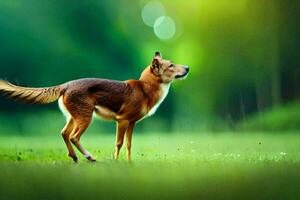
left=151, top=53, right=162, bottom=76
left=152, top=58, right=160, bottom=69
left=152, top=51, right=162, bottom=68
left=154, top=51, right=161, bottom=58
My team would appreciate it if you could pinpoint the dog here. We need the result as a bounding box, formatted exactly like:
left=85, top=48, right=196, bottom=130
left=0, top=52, right=189, bottom=162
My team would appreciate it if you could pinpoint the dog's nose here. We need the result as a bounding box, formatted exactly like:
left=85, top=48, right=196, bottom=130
left=184, top=66, right=189, bottom=73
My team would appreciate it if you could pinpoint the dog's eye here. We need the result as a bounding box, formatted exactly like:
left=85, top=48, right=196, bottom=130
left=168, top=64, right=174, bottom=68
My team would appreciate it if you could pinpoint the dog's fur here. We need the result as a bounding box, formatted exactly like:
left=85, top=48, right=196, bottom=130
left=0, top=52, right=189, bottom=162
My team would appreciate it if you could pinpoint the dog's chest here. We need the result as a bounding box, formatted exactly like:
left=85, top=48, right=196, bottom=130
left=147, top=83, right=170, bottom=116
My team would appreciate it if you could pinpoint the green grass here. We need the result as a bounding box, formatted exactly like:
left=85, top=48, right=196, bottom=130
left=0, top=132, right=300, bottom=200
left=238, top=101, right=300, bottom=131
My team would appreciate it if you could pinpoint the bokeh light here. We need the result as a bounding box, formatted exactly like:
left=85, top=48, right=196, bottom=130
left=141, top=1, right=165, bottom=27
left=153, top=16, right=176, bottom=40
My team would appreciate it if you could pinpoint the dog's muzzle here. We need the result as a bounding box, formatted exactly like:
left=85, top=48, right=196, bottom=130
left=175, top=66, right=189, bottom=79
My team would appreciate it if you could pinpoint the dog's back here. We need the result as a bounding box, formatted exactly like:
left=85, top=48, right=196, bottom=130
left=63, top=78, right=128, bottom=113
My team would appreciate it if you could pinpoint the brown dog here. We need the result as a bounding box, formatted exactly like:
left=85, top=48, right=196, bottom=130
left=0, top=52, right=189, bottom=162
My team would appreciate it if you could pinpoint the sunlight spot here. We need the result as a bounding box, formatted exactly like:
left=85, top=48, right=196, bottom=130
left=280, top=152, right=287, bottom=156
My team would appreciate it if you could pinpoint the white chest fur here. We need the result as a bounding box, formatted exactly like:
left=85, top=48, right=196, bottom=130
left=147, top=83, right=170, bottom=116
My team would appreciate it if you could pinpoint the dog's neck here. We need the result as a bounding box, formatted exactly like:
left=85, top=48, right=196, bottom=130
left=139, top=66, right=171, bottom=115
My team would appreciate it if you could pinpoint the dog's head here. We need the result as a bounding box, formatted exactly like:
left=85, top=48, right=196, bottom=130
left=150, top=52, right=189, bottom=83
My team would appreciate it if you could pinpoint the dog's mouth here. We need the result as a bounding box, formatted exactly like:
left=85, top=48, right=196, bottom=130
left=175, top=71, right=189, bottom=79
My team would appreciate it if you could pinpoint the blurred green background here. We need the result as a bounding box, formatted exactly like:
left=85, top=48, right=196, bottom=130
left=0, top=0, right=299, bottom=135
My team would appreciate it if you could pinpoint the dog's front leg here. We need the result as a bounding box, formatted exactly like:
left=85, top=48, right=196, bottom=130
left=114, top=120, right=129, bottom=160
left=125, top=122, right=135, bottom=161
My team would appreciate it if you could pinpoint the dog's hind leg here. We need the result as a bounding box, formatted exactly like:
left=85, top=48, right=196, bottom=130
left=70, top=116, right=96, bottom=162
left=61, top=94, right=96, bottom=162
left=59, top=97, right=78, bottom=162
left=61, top=118, right=78, bottom=162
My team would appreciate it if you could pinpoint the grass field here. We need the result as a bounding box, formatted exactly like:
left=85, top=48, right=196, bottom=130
left=0, top=132, right=300, bottom=200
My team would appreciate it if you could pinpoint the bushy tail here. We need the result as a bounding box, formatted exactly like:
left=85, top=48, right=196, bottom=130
left=0, top=80, right=64, bottom=104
